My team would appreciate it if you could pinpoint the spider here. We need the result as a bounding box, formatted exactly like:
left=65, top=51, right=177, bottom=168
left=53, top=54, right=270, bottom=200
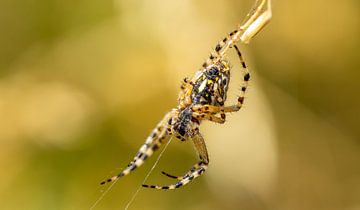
left=100, top=0, right=272, bottom=190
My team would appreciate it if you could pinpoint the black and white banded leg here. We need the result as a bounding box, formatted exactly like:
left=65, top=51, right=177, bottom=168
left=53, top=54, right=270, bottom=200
left=222, top=44, right=250, bottom=113
left=142, top=132, right=209, bottom=189
left=161, top=161, right=205, bottom=181
left=202, top=29, right=243, bottom=68
left=100, top=111, right=175, bottom=185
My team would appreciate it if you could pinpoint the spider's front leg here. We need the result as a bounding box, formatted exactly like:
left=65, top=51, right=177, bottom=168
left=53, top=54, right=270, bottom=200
left=142, top=131, right=209, bottom=190
left=178, top=77, right=193, bottom=108
left=223, top=44, right=250, bottom=113
left=100, top=110, right=175, bottom=185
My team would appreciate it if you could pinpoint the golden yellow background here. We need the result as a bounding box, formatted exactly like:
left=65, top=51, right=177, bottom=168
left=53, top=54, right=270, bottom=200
left=0, top=0, right=359, bottom=209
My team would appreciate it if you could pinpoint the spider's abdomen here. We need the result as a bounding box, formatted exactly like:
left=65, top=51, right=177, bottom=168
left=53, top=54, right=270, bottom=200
left=192, top=62, right=230, bottom=106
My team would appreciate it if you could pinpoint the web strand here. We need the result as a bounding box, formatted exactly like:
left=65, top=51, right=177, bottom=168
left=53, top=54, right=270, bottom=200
left=90, top=176, right=119, bottom=210
left=124, top=136, right=173, bottom=210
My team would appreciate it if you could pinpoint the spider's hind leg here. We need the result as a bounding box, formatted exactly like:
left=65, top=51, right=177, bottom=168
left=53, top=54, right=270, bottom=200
left=100, top=110, right=175, bottom=185
left=143, top=132, right=209, bottom=190
left=161, top=171, right=183, bottom=180
left=143, top=167, right=207, bottom=190
left=161, top=160, right=205, bottom=181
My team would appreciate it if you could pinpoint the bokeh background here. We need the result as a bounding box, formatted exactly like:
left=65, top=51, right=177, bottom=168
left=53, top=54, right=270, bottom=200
left=0, top=0, right=359, bottom=209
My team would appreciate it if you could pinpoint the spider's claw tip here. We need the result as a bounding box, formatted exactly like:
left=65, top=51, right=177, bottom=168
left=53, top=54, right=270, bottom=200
left=142, top=184, right=149, bottom=188
left=100, top=181, right=106, bottom=185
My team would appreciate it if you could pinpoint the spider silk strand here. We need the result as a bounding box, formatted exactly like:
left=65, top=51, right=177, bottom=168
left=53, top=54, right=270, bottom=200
left=124, top=136, right=173, bottom=210
left=90, top=175, right=119, bottom=210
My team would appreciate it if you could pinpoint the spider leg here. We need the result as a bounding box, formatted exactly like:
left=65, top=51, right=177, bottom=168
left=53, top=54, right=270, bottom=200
left=202, top=0, right=271, bottom=68
left=192, top=104, right=222, bottom=114
left=220, top=44, right=250, bottom=113
left=178, top=77, right=193, bottom=108
left=143, top=131, right=209, bottom=190
left=100, top=110, right=175, bottom=185
left=180, top=77, right=192, bottom=90
left=192, top=112, right=225, bottom=124
left=202, top=29, right=241, bottom=68
left=161, top=171, right=183, bottom=180
left=161, top=161, right=204, bottom=180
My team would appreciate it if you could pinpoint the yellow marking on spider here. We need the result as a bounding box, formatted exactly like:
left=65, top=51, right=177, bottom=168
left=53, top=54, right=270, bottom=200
left=198, top=79, right=207, bottom=92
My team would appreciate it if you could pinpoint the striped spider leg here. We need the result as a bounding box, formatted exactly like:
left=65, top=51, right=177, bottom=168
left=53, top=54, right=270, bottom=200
left=100, top=77, right=193, bottom=185
left=202, top=0, right=271, bottom=68
left=142, top=131, right=209, bottom=189
left=100, top=110, right=176, bottom=185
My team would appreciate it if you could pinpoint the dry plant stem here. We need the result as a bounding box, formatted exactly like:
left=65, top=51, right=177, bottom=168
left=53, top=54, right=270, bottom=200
left=210, top=0, right=272, bottom=65
left=240, top=0, right=272, bottom=43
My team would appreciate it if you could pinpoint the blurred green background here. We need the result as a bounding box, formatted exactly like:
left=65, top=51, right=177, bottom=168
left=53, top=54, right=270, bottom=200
left=0, top=0, right=359, bottom=209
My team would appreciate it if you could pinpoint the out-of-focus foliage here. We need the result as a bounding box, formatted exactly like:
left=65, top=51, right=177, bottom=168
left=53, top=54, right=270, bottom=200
left=0, top=0, right=359, bottom=210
